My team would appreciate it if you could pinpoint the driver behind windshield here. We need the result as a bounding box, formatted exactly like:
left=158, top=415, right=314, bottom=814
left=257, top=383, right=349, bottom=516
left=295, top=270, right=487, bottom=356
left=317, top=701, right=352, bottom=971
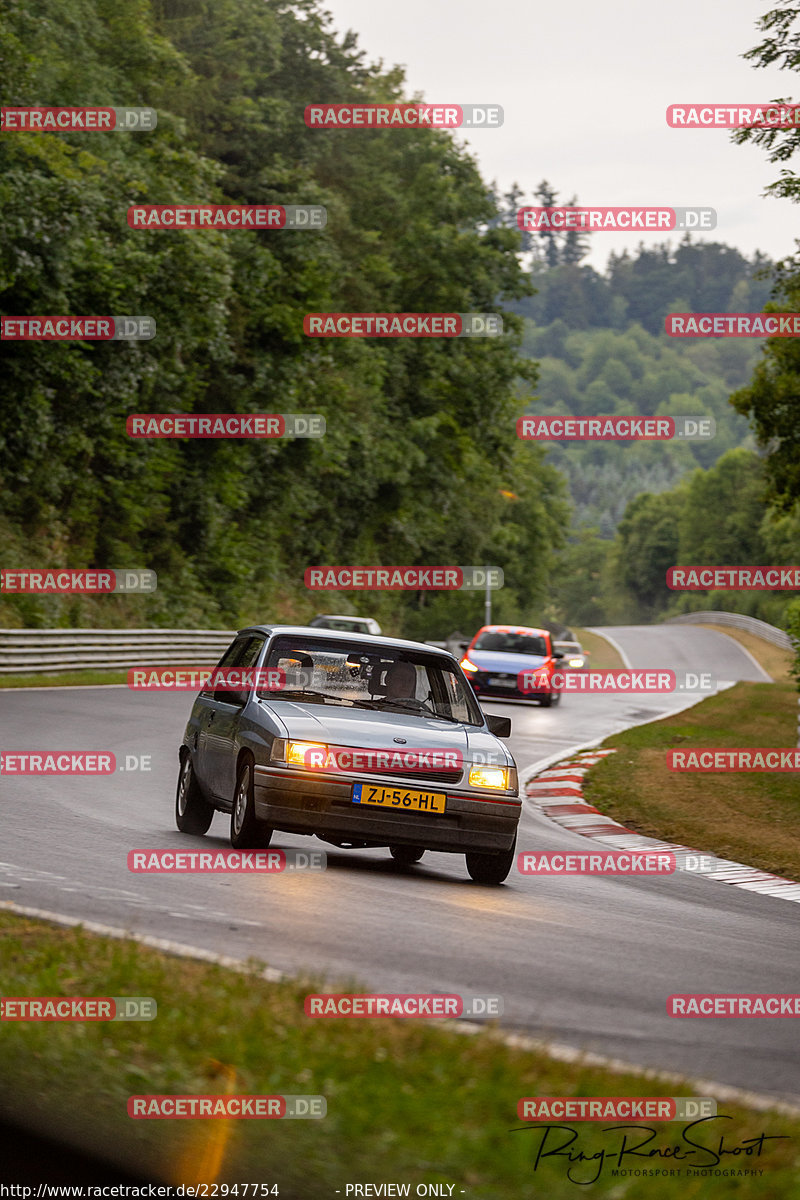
left=382, top=660, right=417, bottom=700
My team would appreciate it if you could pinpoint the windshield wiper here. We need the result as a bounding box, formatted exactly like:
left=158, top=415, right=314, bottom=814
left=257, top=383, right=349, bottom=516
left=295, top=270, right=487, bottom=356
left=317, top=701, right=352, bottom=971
left=264, top=688, right=354, bottom=706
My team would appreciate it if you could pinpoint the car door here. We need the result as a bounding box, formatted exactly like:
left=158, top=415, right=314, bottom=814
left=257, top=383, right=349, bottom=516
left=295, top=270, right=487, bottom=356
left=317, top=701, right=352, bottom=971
left=192, top=637, right=246, bottom=793
left=204, top=634, right=265, bottom=804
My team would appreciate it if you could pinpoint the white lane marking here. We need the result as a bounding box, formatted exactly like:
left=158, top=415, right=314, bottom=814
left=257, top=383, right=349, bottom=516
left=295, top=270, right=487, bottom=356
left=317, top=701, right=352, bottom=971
left=583, top=627, right=631, bottom=668
left=681, top=625, right=773, bottom=683
left=1, top=897, right=798, bottom=1118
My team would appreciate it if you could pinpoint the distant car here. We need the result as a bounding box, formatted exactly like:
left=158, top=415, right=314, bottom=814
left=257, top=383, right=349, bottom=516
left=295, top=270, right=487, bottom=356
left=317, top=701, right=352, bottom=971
left=553, top=640, right=589, bottom=670
left=309, top=614, right=382, bottom=636
left=176, top=626, right=520, bottom=884
left=460, top=625, right=564, bottom=707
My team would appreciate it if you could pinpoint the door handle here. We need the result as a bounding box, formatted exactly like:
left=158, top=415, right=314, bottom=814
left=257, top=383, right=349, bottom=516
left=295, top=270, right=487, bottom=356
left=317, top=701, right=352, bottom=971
left=207, top=710, right=216, bottom=724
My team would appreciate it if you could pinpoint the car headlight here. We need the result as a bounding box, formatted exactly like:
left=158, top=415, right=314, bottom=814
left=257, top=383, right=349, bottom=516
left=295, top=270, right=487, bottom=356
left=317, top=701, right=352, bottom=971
left=469, top=764, right=510, bottom=790
left=460, top=658, right=478, bottom=672
left=271, top=739, right=329, bottom=768
left=568, top=657, right=584, bottom=668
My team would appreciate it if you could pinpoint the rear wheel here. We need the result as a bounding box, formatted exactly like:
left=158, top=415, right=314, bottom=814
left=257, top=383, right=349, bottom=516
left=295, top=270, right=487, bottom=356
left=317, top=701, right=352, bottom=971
left=390, top=845, right=425, bottom=865
left=465, top=840, right=516, bottom=885
left=230, top=758, right=273, bottom=849
left=175, top=753, right=214, bottom=835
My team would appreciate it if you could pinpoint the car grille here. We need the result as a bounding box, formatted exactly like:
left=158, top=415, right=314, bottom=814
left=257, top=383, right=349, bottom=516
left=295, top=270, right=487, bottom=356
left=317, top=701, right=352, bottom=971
left=363, top=766, right=463, bottom=784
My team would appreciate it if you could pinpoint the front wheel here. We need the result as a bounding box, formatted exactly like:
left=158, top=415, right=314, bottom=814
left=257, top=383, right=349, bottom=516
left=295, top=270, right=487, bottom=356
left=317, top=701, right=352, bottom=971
left=175, top=753, right=214, bottom=835
left=465, top=841, right=516, bottom=885
left=230, top=758, right=273, bottom=849
left=390, top=845, right=425, bottom=865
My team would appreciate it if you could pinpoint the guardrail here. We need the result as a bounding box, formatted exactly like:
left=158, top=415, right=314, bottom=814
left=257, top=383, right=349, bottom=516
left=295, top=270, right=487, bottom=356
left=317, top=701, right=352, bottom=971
left=0, top=628, right=236, bottom=675
left=665, top=611, right=795, bottom=651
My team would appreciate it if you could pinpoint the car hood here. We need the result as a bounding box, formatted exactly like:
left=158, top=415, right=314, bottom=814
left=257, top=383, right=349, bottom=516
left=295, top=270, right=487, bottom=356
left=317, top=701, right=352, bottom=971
left=467, top=650, right=548, bottom=672
left=263, top=702, right=511, bottom=763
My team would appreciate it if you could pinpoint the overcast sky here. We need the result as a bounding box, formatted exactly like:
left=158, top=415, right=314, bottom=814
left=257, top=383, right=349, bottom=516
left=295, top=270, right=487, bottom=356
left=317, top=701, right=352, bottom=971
left=319, top=0, right=799, bottom=271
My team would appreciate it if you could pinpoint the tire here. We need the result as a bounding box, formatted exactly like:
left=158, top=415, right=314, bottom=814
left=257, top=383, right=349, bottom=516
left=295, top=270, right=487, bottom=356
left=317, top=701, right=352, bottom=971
left=539, top=693, right=553, bottom=707
left=465, top=840, right=516, bottom=885
left=230, top=757, right=273, bottom=849
left=551, top=689, right=561, bottom=706
left=175, top=753, right=214, bottom=835
left=390, top=845, right=425, bottom=865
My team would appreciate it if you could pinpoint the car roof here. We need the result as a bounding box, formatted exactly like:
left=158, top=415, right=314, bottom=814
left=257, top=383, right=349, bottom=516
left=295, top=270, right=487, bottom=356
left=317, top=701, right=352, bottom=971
left=313, top=614, right=374, bottom=621
left=235, top=624, right=452, bottom=657
left=475, top=624, right=550, bottom=637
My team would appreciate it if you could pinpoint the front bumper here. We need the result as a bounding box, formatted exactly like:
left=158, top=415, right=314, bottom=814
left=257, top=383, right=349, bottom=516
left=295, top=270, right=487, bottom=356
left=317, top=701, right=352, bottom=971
left=253, top=765, right=520, bottom=852
left=471, top=669, right=555, bottom=700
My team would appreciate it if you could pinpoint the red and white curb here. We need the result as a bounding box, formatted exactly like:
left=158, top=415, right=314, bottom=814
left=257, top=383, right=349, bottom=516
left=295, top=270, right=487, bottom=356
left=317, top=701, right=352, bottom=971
left=526, top=749, right=800, bottom=904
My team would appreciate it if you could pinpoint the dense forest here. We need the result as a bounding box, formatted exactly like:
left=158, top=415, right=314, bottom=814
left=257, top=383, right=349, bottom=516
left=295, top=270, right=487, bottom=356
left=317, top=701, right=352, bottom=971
left=0, top=0, right=567, bottom=638
left=1, top=0, right=799, bottom=655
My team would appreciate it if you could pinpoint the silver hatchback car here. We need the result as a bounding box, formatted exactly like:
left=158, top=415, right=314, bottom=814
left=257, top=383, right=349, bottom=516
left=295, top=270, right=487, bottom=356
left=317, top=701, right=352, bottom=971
left=176, top=626, right=520, bottom=884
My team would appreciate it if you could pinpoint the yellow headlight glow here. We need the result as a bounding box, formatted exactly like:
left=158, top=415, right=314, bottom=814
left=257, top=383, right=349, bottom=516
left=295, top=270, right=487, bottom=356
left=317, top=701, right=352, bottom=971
left=469, top=765, right=508, bottom=790
left=286, top=740, right=328, bottom=768
left=461, top=658, right=478, bottom=672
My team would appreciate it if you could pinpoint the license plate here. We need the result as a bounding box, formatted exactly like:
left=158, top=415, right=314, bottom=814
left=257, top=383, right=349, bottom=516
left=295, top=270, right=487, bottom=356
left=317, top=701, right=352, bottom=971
left=488, top=676, right=512, bottom=686
left=352, top=783, right=446, bottom=814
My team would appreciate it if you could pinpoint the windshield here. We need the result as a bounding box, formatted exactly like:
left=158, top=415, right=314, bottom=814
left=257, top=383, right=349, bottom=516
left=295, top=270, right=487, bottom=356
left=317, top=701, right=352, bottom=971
left=473, top=631, right=548, bottom=656
left=261, top=635, right=483, bottom=725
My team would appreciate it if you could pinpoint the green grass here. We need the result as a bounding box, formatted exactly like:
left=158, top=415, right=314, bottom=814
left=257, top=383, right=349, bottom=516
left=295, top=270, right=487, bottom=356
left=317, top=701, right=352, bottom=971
left=0, top=669, right=129, bottom=688
left=0, top=912, right=798, bottom=1197
left=585, top=681, right=800, bottom=879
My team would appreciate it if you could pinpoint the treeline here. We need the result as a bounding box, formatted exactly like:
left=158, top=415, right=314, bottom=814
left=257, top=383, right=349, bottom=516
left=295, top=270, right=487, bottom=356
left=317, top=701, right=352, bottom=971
left=546, top=448, right=800, bottom=629
left=0, top=0, right=568, bottom=637
left=520, top=316, right=756, bottom=533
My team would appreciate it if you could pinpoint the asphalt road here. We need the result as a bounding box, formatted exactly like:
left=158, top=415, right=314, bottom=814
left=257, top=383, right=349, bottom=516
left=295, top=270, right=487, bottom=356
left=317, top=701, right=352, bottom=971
left=2, top=624, right=797, bottom=1104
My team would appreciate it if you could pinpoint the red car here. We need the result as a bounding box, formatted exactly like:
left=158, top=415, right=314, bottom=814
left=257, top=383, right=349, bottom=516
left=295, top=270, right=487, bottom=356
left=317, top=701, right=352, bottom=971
left=459, top=625, right=564, bottom=706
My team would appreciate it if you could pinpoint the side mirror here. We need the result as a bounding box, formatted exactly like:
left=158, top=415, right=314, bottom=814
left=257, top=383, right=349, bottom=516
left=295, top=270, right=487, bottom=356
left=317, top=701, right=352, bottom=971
left=486, top=714, right=511, bottom=738
left=553, top=651, right=565, bottom=660
left=458, top=641, right=471, bottom=652
left=215, top=686, right=249, bottom=705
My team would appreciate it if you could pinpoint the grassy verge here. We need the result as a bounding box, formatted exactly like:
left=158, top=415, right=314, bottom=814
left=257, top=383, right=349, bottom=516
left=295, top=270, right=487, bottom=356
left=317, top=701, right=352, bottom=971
left=1, top=912, right=799, bottom=1197
left=0, top=670, right=129, bottom=688
left=572, top=626, right=625, bottom=669
left=585, top=681, right=800, bottom=879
